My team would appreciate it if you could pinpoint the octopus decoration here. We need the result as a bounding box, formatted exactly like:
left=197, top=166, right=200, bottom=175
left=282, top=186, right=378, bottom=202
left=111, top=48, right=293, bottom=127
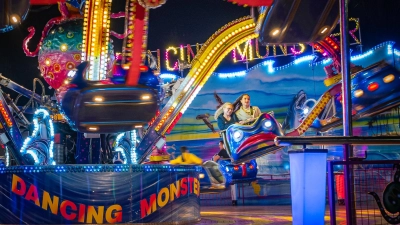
left=23, top=0, right=167, bottom=91
left=369, top=164, right=400, bottom=224
left=22, top=1, right=134, bottom=91
left=23, top=2, right=85, bottom=90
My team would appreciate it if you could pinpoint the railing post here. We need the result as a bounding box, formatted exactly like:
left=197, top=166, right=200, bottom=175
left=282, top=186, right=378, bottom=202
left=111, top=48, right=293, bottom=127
left=328, top=161, right=337, bottom=225
left=339, top=0, right=355, bottom=223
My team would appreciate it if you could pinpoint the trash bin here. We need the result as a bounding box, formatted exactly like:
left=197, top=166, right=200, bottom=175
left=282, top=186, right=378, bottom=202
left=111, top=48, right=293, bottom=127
left=289, top=148, right=328, bottom=225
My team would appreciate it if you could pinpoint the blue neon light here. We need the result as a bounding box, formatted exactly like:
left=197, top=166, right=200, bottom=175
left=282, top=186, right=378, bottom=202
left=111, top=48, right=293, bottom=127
left=5, top=146, right=9, bottom=167
left=20, top=108, right=55, bottom=165
left=217, top=71, right=246, bottom=78
left=160, top=73, right=178, bottom=79
left=395, top=49, right=400, bottom=57
left=214, top=42, right=396, bottom=78
left=351, top=49, right=373, bottom=61
left=294, top=55, right=314, bottom=65
left=115, top=133, right=128, bottom=164
left=131, top=130, right=138, bottom=164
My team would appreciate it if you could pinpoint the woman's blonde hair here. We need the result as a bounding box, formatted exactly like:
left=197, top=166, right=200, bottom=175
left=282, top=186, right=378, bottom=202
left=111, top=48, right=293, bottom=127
left=214, top=102, right=233, bottom=121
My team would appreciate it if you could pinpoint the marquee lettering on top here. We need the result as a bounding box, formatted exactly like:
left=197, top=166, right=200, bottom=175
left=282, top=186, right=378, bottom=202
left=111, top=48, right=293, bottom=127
left=146, top=18, right=361, bottom=73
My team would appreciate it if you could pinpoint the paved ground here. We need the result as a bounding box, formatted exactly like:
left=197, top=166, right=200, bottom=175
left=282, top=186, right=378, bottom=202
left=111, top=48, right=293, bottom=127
left=197, top=205, right=389, bottom=224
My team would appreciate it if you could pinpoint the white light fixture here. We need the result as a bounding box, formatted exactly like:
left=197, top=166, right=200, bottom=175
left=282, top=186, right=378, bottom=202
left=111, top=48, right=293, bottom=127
left=10, top=15, right=20, bottom=24
left=303, top=108, right=309, bottom=115
left=264, top=120, right=272, bottom=128
left=271, top=28, right=280, bottom=36
left=383, top=74, right=395, bottom=83
left=141, top=94, right=151, bottom=100
left=319, top=26, right=329, bottom=34
left=67, top=70, right=76, bottom=77
left=94, top=97, right=104, bottom=102
left=354, top=89, right=364, bottom=98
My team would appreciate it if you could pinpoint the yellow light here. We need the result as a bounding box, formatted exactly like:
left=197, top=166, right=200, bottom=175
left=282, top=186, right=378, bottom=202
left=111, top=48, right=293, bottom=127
left=383, top=74, right=395, bottom=83
left=320, top=27, right=328, bottom=34
left=271, top=29, right=280, bottom=36
left=94, top=97, right=103, bottom=102
left=88, top=127, right=98, bottom=131
left=141, top=94, right=151, bottom=100
left=199, top=173, right=205, bottom=179
left=354, top=89, right=364, bottom=98
left=11, top=15, right=19, bottom=23
left=135, top=125, right=143, bottom=128
left=354, top=105, right=364, bottom=111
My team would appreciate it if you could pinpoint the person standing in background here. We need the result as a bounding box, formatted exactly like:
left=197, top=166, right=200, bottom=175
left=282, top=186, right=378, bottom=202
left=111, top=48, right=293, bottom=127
left=170, top=146, right=203, bottom=165
left=213, top=140, right=230, bottom=162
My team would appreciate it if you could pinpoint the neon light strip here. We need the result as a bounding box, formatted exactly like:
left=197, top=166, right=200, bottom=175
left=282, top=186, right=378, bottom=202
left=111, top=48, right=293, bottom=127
left=130, top=130, right=137, bottom=164
left=115, top=133, right=127, bottom=164
left=20, top=108, right=55, bottom=165
left=5, top=146, right=9, bottom=166
left=395, top=49, right=400, bottom=57
left=216, top=42, right=396, bottom=78
left=159, top=73, right=178, bottom=79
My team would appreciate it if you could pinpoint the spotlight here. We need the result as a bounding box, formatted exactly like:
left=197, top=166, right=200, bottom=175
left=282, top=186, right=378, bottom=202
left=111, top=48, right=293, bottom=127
left=93, top=97, right=104, bottom=102
left=10, top=15, right=20, bottom=24
left=270, top=28, right=280, bottom=36
left=319, top=26, right=329, bottom=34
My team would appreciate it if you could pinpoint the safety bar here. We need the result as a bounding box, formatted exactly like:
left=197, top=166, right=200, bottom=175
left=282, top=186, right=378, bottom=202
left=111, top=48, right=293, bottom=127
left=275, top=136, right=400, bottom=146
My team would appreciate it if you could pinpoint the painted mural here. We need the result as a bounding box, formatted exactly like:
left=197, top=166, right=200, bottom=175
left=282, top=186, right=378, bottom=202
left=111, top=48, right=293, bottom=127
left=165, top=42, right=400, bottom=174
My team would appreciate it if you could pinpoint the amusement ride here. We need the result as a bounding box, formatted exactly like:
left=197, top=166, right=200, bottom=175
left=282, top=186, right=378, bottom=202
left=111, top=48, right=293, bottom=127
left=0, top=0, right=400, bottom=224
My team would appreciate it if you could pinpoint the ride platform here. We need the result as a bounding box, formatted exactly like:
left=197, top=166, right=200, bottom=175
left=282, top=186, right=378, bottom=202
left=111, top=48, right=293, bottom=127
left=0, top=164, right=201, bottom=224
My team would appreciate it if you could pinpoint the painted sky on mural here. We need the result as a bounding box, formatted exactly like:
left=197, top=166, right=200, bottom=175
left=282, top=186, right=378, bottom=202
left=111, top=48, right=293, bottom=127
left=165, top=42, right=400, bottom=174
left=0, top=0, right=399, bottom=90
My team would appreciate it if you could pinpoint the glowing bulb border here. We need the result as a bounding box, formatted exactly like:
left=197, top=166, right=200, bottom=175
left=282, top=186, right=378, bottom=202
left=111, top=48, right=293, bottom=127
left=130, top=130, right=138, bottom=164
left=115, top=133, right=128, bottom=164
left=20, top=108, right=55, bottom=165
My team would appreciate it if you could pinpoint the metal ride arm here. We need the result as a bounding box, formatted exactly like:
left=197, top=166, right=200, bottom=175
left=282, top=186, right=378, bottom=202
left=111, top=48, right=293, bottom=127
left=0, top=74, right=42, bottom=104
left=135, top=16, right=258, bottom=164
left=285, top=83, right=342, bottom=137
left=0, top=90, right=26, bottom=165
left=275, top=136, right=400, bottom=146
left=2, top=93, right=30, bottom=126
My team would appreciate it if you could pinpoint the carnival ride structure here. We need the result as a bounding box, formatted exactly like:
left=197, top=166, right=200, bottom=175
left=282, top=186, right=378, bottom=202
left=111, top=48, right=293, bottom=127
left=0, top=0, right=400, bottom=223
left=1, top=0, right=399, bottom=180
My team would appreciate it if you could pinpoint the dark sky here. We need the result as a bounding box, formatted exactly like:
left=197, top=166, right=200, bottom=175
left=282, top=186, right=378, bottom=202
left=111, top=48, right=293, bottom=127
left=0, top=0, right=400, bottom=94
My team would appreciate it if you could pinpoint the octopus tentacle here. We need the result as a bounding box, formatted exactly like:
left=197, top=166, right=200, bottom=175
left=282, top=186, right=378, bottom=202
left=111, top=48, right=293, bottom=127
left=110, top=31, right=127, bottom=39
left=111, top=11, right=125, bottom=18
left=58, top=2, right=70, bottom=19
left=23, top=15, right=82, bottom=57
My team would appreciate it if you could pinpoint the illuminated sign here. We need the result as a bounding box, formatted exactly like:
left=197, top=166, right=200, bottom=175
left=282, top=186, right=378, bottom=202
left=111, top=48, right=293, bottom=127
left=145, top=18, right=361, bottom=73
left=11, top=174, right=122, bottom=224
left=140, top=176, right=200, bottom=218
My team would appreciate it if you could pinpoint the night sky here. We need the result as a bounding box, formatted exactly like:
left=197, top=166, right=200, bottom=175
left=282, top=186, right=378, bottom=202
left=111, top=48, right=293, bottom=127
left=0, top=0, right=399, bottom=95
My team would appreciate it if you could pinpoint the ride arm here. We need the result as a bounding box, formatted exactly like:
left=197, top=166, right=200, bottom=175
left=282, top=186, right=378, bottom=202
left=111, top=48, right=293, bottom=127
left=0, top=90, right=26, bottom=165
left=0, top=74, right=42, bottom=104
left=135, top=17, right=258, bottom=164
